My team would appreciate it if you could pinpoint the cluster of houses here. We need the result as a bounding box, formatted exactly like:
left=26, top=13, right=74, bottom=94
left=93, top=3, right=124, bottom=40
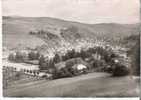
left=3, top=37, right=130, bottom=79
left=6, top=36, right=128, bottom=61
left=3, top=61, right=88, bottom=80
left=55, top=57, right=88, bottom=71
left=3, top=65, right=53, bottom=79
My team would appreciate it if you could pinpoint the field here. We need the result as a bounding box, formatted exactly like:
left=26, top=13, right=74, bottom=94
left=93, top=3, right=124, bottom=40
left=3, top=72, right=139, bottom=97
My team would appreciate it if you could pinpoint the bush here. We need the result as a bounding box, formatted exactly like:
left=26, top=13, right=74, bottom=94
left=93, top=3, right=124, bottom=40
left=52, top=68, right=72, bottom=79
left=112, top=63, right=130, bottom=76
left=53, top=61, right=76, bottom=79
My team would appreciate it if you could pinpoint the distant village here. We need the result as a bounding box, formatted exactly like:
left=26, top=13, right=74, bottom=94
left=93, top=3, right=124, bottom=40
left=3, top=37, right=131, bottom=84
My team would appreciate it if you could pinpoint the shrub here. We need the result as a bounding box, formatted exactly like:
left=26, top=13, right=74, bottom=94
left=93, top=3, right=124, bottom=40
left=54, top=67, right=73, bottom=79
left=112, top=63, right=130, bottom=76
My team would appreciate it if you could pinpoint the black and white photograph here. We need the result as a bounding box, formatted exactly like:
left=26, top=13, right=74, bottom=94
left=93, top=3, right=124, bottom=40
left=1, top=0, right=140, bottom=98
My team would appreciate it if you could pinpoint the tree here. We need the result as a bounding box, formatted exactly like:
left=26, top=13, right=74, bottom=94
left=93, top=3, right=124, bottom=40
left=30, top=70, right=32, bottom=74
left=33, top=70, right=36, bottom=76
left=68, top=49, right=76, bottom=58
left=130, top=39, right=140, bottom=76
left=48, top=59, right=55, bottom=68
left=36, top=52, right=40, bottom=60
left=29, top=31, right=35, bottom=35
left=39, top=55, right=47, bottom=70
left=28, top=51, right=40, bottom=60
left=87, top=47, right=96, bottom=54
left=66, top=60, right=74, bottom=68
left=79, top=49, right=91, bottom=60
left=8, top=53, right=15, bottom=61
left=15, top=72, right=21, bottom=80
left=62, top=53, right=69, bottom=61
left=53, top=53, right=61, bottom=63
left=15, top=51, right=24, bottom=62
left=112, top=63, right=130, bottom=76
left=28, top=51, right=36, bottom=60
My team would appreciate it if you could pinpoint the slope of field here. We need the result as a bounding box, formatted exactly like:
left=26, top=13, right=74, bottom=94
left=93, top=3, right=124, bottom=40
left=3, top=16, right=139, bottom=49
left=2, top=18, right=46, bottom=49
left=3, top=72, right=139, bottom=97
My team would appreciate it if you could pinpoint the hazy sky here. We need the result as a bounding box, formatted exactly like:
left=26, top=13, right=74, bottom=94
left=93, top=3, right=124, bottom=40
left=2, top=0, right=140, bottom=24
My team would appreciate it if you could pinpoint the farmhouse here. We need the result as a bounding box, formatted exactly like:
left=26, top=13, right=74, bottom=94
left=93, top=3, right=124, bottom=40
left=72, top=64, right=87, bottom=73
left=55, top=57, right=89, bottom=72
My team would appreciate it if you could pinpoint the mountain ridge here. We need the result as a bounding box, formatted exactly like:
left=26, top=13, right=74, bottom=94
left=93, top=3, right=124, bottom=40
left=2, top=16, right=140, bottom=49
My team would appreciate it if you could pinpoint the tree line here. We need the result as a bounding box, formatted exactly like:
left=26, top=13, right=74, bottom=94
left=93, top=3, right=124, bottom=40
left=8, top=51, right=40, bottom=63
left=8, top=44, right=132, bottom=78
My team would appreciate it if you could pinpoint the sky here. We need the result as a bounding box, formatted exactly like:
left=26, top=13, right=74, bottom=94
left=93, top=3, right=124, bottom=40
left=2, top=0, right=140, bottom=24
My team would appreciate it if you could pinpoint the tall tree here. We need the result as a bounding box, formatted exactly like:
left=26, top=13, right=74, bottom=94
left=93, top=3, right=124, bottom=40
left=39, top=55, right=47, bottom=70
